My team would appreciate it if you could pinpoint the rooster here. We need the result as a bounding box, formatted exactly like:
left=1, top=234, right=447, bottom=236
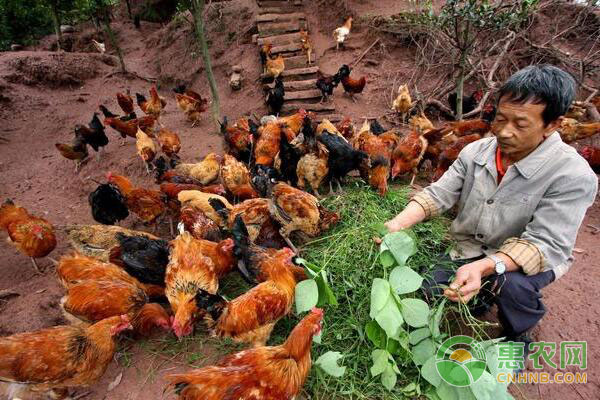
left=165, top=308, right=323, bottom=400
left=318, top=131, right=368, bottom=194
left=333, top=16, right=352, bottom=50
left=88, top=183, right=129, bottom=225
left=75, top=113, right=109, bottom=160
left=579, top=146, right=600, bottom=173
left=219, top=116, right=256, bottom=163
left=107, top=173, right=167, bottom=226
left=432, top=133, right=482, bottom=181
left=266, top=76, right=285, bottom=115
left=116, top=90, right=135, bottom=115
left=448, top=89, right=483, bottom=116
left=103, top=115, right=157, bottom=146
left=316, top=70, right=340, bottom=103
left=0, top=199, right=56, bottom=273
left=259, top=43, right=273, bottom=74
left=55, top=133, right=89, bottom=171
left=254, top=121, right=282, bottom=167
left=357, top=123, right=394, bottom=196
left=137, top=86, right=166, bottom=118
left=390, top=130, right=428, bottom=186
left=337, top=64, right=366, bottom=102
left=0, top=315, right=131, bottom=400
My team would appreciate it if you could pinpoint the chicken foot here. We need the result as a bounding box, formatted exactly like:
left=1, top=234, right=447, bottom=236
left=30, top=257, right=41, bottom=274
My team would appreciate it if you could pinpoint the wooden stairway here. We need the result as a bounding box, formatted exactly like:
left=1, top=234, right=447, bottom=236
left=255, top=0, right=341, bottom=122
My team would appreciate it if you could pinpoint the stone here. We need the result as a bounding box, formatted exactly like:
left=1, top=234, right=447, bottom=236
left=232, top=65, right=243, bottom=73
left=60, top=25, right=75, bottom=33
left=230, top=72, right=243, bottom=91
left=10, top=44, right=23, bottom=51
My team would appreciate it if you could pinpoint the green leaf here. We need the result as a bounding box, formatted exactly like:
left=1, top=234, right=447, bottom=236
left=365, top=320, right=387, bottom=348
left=389, top=266, right=424, bottom=294
left=381, top=363, right=398, bottom=391
left=412, top=338, right=436, bottom=365
left=379, top=250, right=396, bottom=268
left=315, top=270, right=338, bottom=306
left=313, top=329, right=322, bottom=344
left=421, top=356, right=442, bottom=388
left=373, top=222, right=389, bottom=236
left=370, top=349, right=389, bottom=377
left=315, top=351, right=346, bottom=377
left=382, top=231, right=417, bottom=267
left=386, top=338, right=402, bottom=355
left=430, top=298, right=446, bottom=339
left=370, top=278, right=391, bottom=319
left=375, top=297, right=404, bottom=339
left=470, top=371, right=511, bottom=400
left=409, top=327, right=431, bottom=345
left=400, top=298, right=430, bottom=328
left=402, top=382, right=418, bottom=394
left=295, top=279, right=318, bottom=314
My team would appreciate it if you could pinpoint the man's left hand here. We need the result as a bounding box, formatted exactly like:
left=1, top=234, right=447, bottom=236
left=444, top=261, right=488, bottom=303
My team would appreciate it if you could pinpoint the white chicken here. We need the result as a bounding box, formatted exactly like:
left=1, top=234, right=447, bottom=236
left=333, top=17, right=353, bottom=50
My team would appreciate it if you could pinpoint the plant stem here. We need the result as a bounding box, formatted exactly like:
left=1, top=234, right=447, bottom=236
left=49, top=0, right=62, bottom=51
left=102, top=19, right=126, bottom=72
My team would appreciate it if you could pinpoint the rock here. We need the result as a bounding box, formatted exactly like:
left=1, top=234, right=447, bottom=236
left=60, top=25, right=75, bottom=33
left=232, top=65, right=243, bottom=73
left=252, top=34, right=259, bottom=44
left=365, top=59, right=379, bottom=66
left=230, top=72, right=243, bottom=91
left=10, top=44, right=23, bottom=51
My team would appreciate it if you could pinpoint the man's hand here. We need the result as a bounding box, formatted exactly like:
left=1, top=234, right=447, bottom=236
left=384, top=201, right=427, bottom=233
left=444, top=260, right=493, bottom=303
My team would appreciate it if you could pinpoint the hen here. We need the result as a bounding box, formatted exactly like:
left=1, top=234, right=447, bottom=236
left=579, top=146, right=600, bottom=173
left=88, top=183, right=129, bottom=225
left=357, top=127, right=394, bottom=196
left=165, top=308, right=323, bottom=400
left=136, top=128, right=157, bottom=173
left=333, top=16, right=352, bottom=50
left=558, top=119, right=600, bottom=143
left=265, top=54, right=285, bottom=80
left=392, top=84, right=413, bottom=120
left=157, top=128, right=182, bottom=160
left=0, top=199, right=56, bottom=273
left=254, top=120, right=282, bottom=167
left=103, top=115, right=157, bottom=145
left=390, top=130, right=428, bottom=186
left=0, top=315, right=131, bottom=400
left=277, top=109, right=311, bottom=138
left=266, top=76, right=285, bottom=115
left=107, top=173, right=167, bottom=226
left=137, top=86, right=166, bottom=118
left=316, top=70, right=340, bottom=103
left=432, top=133, right=481, bottom=182
left=178, top=205, right=222, bottom=242
left=116, top=90, right=135, bottom=115
left=220, top=116, right=256, bottom=163
left=297, top=120, right=329, bottom=196
left=448, top=89, right=483, bottom=116
left=259, top=43, right=273, bottom=74
left=318, top=131, right=368, bottom=193
left=409, top=111, right=434, bottom=134
left=55, top=133, right=89, bottom=171
left=337, top=64, right=366, bottom=102
left=336, top=116, right=355, bottom=141
left=221, top=154, right=259, bottom=200
left=75, top=113, right=109, bottom=160
left=174, top=153, right=222, bottom=185
left=173, top=85, right=209, bottom=126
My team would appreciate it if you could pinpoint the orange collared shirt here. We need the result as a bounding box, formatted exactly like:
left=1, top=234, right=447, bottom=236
left=495, top=146, right=506, bottom=184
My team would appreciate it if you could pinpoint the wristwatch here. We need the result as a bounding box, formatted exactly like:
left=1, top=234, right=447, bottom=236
left=487, top=254, right=506, bottom=275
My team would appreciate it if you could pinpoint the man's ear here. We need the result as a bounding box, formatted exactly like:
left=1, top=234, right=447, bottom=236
left=544, top=116, right=563, bottom=138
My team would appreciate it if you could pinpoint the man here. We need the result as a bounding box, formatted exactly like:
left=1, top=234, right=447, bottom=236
left=385, top=65, right=597, bottom=347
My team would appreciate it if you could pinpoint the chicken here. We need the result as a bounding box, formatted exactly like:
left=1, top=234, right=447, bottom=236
left=174, top=153, right=222, bottom=185
left=392, top=84, right=413, bottom=120
left=409, top=111, right=434, bottom=134
left=265, top=54, right=285, bottom=80
left=104, top=115, right=157, bottom=145
left=337, top=64, right=366, bottom=102
left=314, top=69, right=340, bottom=103
left=137, top=86, right=166, bottom=117
left=390, top=130, right=428, bottom=186
left=117, top=91, right=135, bottom=115
left=136, top=128, right=157, bottom=173
left=276, top=127, right=303, bottom=186
left=0, top=315, right=131, bottom=400
left=318, top=131, right=369, bottom=193
left=297, top=121, right=329, bottom=196
left=166, top=232, right=236, bottom=338
left=0, top=199, right=56, bottom=273
left=157, top=128, right=181, bottom=159
left=88, top=183, right=129, bottom=225
left=221, top=154, right=259, bottom=199
left=254, top=121, right=282, bottom=167
left=336, top=116, right=355, bottom=141
left=266, top=76, right=285, bottom=115
left=435, top=118, right=491, bottom=138
left=298, top=29, right=313, bottom=65
left=277, top=109, right=311, bottom=138
left=55, top=133, right=89, bottom=171
left=579, top=146, right=600, bottom=174
left=432, top=133, right=481, bottom=181
left=316, top=118, right=344, bottom=138
left=75, top=113, right=109, bottom=160
left=178, top=190, right=233, bottom=227
left=57, top=251, right=165, bottom=298
left=564, top=102, right=586, bottom=121
left=333, top=16, right=352, bottom=50
left=178, top=205, right=222, bottom=242
left=99, top=104, right=136, bottom=121
left=558, top=119, right=600, bottom=143
left=165, top=308, right=323, bottom=400
left=358, top=131, right=394, bottom=196
left=160, top=182, right=206, bottom=199
left=173, top=85, right=209, bottom=126
left=259, top=43, right=273, bottom=74
left=220, top=116, right=256, bottom=163
left=481, top=103, right=497, bottom=123
left=92, top=39, right=105, bottom=53
left=448, top=89, right=483, bottom=116
left=60, top=279, right=169, bottom=336
left=107, top=173, right=167, bottom=225
left=65, top=224, right=159, bottom=261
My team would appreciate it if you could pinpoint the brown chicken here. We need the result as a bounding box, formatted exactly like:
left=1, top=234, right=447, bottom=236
left=157, top=128, right=181, bottom=159
left=136, top=128, right=157, bottom=172
left=265, top=54, right=285, bottom=79
left=0, top=315, right=132, bottom=400
left=0, top=199, right=56, bottom=272
left=409, top=111, right=434, bottom=134
left=117, top=91, right=135, bottom=115
left=107, top=173, right=167, bottom=225
left=299, top=29, right=313, bottom=65
left=178, top=205, right=222, bottom=242
left=221, top=154, right=258, bottom=199
left=220, top=116, right=255, bottom=163
left=336, top=117, right=355, bottom=141
left=174, top=86, right=209, bottom=126
left=259, top=43, right=273, bottom=74
left=579, top=145, right=600, bottom=173
left=558, top=118, right=600, bottom=143
left=65, top=224, right=159, bottom=261
left=55, top=133, right=89, bottom=171
left=316, top=118, right=344, bottom=138
left=178, top=190, right=233, bottom=227
left=104, top=116, right=157, bottom=145
left=441, top=119, right=491, bottom=137
left=296, top=120, right=329, bottom=196
left=165, top=232, right=236, bottom=338
left=254, top=121, right=282, bottom=167
left=390, top=131, right=428, bottom=186
left=174, top=153, right=222, bottom=185
left=357, top=126, right=394, bottom=196
left=137, top=86, right=165, bottom=117
left=277, top=109, right=310, bottom=137
left=392, top=84, right=413, bottom=120
left=432, top=133, right=482, bottom=181
left=337, top=64, right=366, bottom=102
left=165, top=308, right=323, bottom=400
left=60, top=279, right=170, bottom=336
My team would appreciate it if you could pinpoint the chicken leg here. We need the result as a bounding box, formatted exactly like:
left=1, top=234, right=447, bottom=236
left=30, top=257, right=41, bottom=274
left=283, top=236, right=298, bottom=254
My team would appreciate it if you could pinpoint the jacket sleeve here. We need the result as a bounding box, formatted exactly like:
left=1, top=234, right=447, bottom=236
left=499, top=172, right=598, bottom=276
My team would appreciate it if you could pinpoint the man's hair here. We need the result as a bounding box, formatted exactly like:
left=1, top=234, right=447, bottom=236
left=497, top=64, right=576, bottom=125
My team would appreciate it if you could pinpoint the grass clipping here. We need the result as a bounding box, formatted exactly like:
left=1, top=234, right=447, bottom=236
left=276, top=183, right=451, bottom=399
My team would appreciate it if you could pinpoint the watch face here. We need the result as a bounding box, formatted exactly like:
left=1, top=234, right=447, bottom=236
left=496, top=262, right=506, bottom=274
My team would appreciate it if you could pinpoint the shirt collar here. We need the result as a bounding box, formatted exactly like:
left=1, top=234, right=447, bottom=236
left=474, top=132, right=562, bottom=179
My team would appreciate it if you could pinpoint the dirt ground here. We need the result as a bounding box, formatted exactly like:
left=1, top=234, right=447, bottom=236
left=0, top=0, right=599, bottom=399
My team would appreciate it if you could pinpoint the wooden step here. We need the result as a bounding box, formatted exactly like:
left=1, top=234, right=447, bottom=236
left=258, top=20, right=307, bottom=36
left=258, top=0, right=302, bottom=7
left=258, top=6, right=302, bottom=15
left=256, top=12, right=306, bottom=23
left=316, top=114, right=344, bottom=123
left=261, top=66, right=319, bottom=81
left=284, top=89, right=322, bottom=101
left=264, top=78, right=317, bottom=91
left=271, top=42, right=302, bottom=55
left=257, top=32, right=301, bottom=46
left=282, top=102, right=335, bottom=113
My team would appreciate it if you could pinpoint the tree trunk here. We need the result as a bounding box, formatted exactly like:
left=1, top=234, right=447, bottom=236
left=192, top=0, right=221, bottom=129
left=49, top=2, right=62, bottom=51
left=102, top=19, right=127, bottom=73
left=455, top=50, right=467, bottom=120
left=125, top=0, right=133, bottom=20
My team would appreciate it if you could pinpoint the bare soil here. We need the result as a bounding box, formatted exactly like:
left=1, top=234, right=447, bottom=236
left=0, top=1, right=599, bottom=399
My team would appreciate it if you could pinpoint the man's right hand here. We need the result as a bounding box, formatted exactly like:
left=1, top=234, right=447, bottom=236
left=383, top=201, right=427, bottom=233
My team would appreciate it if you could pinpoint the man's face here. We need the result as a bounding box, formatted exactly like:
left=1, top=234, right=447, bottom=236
left=491, top=97, right=562, bottom=161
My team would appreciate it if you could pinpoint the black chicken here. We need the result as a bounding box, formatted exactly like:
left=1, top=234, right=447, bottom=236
left=316, top=70, right=340, bottom=103
left=266, top=77, right=285, bottom=115
left=318, top=132, right=369, bottom=193
left=88, top=183, right=129, bottom=225
left=370, top=119, right=386, bottom=135
left=99, top=104, right=136, bottom=121
left=448, top=90, right=483, bottom=117
left=277, top=128, right=302, bottom=186
left=109, top=233, right=170, bottom=287
left=75, top=113, right=109, bottom=158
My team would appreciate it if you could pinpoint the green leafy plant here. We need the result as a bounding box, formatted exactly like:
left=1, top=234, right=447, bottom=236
left=294, top=258, right=338, bottom=314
